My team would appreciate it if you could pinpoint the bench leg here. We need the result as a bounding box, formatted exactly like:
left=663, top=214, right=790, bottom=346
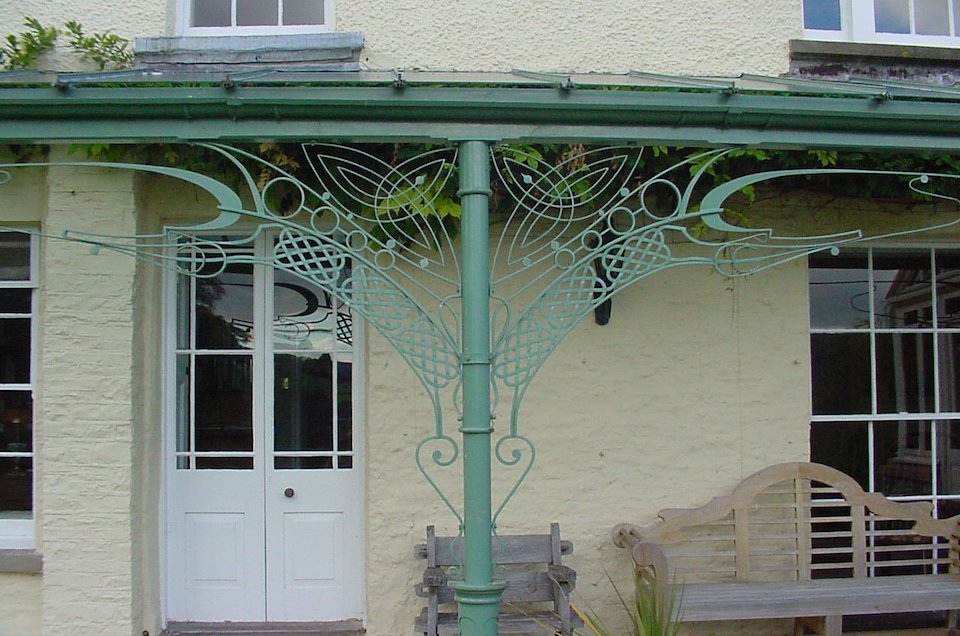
left=949, top=609, right=959, bottom=636
left=795, top=615, right=842, bottom=636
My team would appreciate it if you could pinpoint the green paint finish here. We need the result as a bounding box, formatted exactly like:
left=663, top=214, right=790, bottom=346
left=452, top=140, right=505, bottom=636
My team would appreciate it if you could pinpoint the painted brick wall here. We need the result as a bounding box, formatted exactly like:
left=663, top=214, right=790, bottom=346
left=36, top=148, right=137, bottom=635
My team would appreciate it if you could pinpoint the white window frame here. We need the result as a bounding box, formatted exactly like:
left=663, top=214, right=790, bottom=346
left=809, top=246, right=960, bottom=519
left=0, top=232, right=38, bottom=550
left=804, top=0, right=960, bottom=47
left=178, top=0, right=336, bottom=36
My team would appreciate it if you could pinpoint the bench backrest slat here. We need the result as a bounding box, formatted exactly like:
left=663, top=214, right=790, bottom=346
left=433, top=571, right=560, bottom=604
left=430, top=534, right=573, bottom=566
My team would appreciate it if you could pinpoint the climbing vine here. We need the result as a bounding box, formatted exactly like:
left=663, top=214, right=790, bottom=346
left=1, top=17, right=132, bottom=70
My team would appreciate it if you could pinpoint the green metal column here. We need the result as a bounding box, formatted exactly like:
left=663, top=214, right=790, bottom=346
left=449, top=140, right=506, bottom=636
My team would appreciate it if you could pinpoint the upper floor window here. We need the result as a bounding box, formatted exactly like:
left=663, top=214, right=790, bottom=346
left=183, top=0, right=334, bottom=34
left=0, top=231, right=36, bottom=549
left=804, top=0, right=960, bottom=46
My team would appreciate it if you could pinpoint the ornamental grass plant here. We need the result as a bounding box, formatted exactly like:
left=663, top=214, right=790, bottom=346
left=568, top=571, right=682, bottom=636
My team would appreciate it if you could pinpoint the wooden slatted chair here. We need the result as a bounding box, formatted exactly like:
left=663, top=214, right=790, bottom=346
left=414, top=523, right=581, bottom=635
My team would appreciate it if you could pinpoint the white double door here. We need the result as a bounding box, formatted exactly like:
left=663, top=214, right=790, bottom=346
left=165, top=235, right=364, bottom=623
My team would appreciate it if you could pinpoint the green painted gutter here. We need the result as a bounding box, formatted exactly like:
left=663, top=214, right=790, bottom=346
left=1, top=85, right=960, bottom=148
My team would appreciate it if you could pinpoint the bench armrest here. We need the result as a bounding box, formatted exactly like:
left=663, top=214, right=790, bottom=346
left=631, top=540, right=669, bottom=607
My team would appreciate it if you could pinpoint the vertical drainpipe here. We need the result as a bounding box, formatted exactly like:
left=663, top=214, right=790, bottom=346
left=449, top=140, right=507, bottom=636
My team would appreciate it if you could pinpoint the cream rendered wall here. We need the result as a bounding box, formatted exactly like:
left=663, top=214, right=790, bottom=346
left=1, top=1, right=801, bottom=75
left=36, top=148, right=138, bottom=635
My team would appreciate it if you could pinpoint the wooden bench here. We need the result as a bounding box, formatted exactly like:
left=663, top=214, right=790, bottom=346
left=612, top=462, right=960, bottom=635
left=414, top=523, right=581, bottom=635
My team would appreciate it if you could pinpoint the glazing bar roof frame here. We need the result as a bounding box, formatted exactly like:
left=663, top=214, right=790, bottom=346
left=1, top=69, right=960, bottom=149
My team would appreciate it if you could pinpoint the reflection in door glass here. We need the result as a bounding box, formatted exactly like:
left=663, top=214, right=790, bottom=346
left=196, top=264, right=255, bottom=350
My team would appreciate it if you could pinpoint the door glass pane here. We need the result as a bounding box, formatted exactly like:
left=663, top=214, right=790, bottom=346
left=811, top=333, right=872, bottom=415
left=875, top=0, right=912, bottom=33
left=196, top=264, right=254, bottom=350
left=0, top=457, right=31, bottom=511
left=0, top=318, right=30, bottom=383
left=237, top=0, right=279, bottom=25
left=873, top=252, right=932, bottom=329
left=337, top=360, right=352, bottom=452
left=0, top=390, right=32, bottom=451
left=194, top=355, right=253, bottom=453
left=193, top=0, right=232, bottom=26
left=273, top=269, right=338, bottom=350
left=875, top=420, right=932, bottom=496
left=955, top=0, right=960, bottom=34
left=175, top=354, right=191, bottom=469
left=915, top=0, right=951, bottom=34
left=876, top=333, right=935, bottom=413
left=804, top=0, right=842, bottom=29
left=283, top=0, right=324, bottom=24
left=275, top=456, right=332, bottom=469
left=0, top=234, right=30, bottom=281
left=274, top=353, right=334, bottom=453
left=809, top=254, right=869, bottom=329
left=0, top=289, right=31, bottom=314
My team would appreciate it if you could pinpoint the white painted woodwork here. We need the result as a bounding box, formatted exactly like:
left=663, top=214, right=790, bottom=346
left=165, top=235, right=364, bottom=623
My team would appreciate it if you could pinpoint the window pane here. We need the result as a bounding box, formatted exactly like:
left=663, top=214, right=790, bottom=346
left=955, top=0, right=960, bottom=35
left=194, top=355, right=253, bottom=453
left=873, top=252, right=932, bottom=329
left=809, top=254, right=869, bottom=329
left=0, top=319, right=30, bottom=384
left=804, top=0, right=842, bottom=30
left=936, top=251, right=960, bottom=327
left=0, top=391, right=32, bottom=451
left=237, top=0, right=279, bottom=25
left=811, top=333, right=872, bottom=415
left=939, top=334, right=960, bottom=411
left=875, top=420, right=932, bottom=496
left=0, top=289, right=30, bottom=314
left=876, top=333, right=935, bottom=413
left=196, top=264, right=254, bottom=350
left=875, top=0, right=912, bottom=33
left=811, top=421, right=870, bottom=489
left=283, top=0, right=324, bottom=24
left=0, top=457, right=31, bottom=511
left=938, top=420, right=960, bottom=495
left=275, top=353, right=334, bottom=452
left=338, top=455, right=352, bottom=469
left=0, top=234, right=30, bottom=281
left=915, top=0, right=951, bottom=34
left=193, top=0, right=232, bottom=26
left=175, top=354, right=191, bottom=469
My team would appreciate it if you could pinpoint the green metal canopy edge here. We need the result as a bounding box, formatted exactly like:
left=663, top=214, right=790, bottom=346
left=1, top=73, right=960, bottom=148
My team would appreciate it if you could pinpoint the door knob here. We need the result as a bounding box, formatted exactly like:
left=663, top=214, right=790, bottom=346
left=284, top=488, right=295, bottom=498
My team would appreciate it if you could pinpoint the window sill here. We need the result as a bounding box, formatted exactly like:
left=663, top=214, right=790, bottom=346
left=134, top=32, right=364, bottom=70
left=0, top=549, right=42, bottom=574
left=791, top=39, right=960, bottom=64
left=789, top=39, right=960, bottom=83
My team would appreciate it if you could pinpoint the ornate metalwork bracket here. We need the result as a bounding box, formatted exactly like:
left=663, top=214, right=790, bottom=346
left=3, top=144, right=959, bottom=527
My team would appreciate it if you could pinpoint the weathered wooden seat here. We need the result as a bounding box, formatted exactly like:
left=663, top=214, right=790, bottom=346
left=613, top=462, right=960, bottom=635
left=414, top=523, right=581, bottom=635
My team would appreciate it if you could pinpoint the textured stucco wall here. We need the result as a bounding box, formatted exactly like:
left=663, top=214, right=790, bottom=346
left=364, top=255, right=812, bottom=636
left=342, top=0, right=799, bottom=74
left=36, top=148, right=138, bottom=635
left=1, top=1, right=801, bottom=75
left=0, top=573, right=41, bottom=635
